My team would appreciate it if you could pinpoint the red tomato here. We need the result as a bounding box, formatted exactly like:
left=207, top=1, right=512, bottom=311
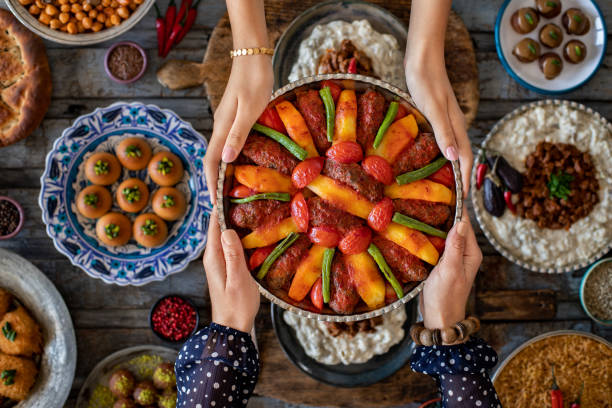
left=320, top=80, right=341, bottom=103
left=326, top=141, right=363, bottom=164
left=308, top=226, right=341, bottom=247
left=428, top=236, right=446, bottom=254
left=362, top=155, right=394, bottom=185
left=310, top=277, right=324, bottom=311
left=290, top=192, right=309, bottom=233
left=394, top=103, right=409, bottom=122
left=367, top=197, right=394, bottom=232
left=428, top=162, right=454, bottom=188
left=384, top=281, right=399, bottom=304
left=291, top=157, right=325, bottom=189
left=338, top=226, right=372, bottom=255
left=229, top=184, right=254, bottom=198
left=248, top=245, right=274, bottom=271
left=257, top=105, right=286, bottom=134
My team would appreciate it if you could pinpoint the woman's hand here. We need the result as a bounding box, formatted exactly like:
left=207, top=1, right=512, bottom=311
left=420, top=214, right=482, bottom=329
left=203, top=209, right=261, bottom=333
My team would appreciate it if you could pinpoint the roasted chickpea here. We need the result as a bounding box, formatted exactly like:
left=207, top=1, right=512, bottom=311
left=71, top=3, right=82, bottom=13
left=96, top=13, right=106, bottom=22
left=133, top=0, right=143, bottom=4
left=101, top=0, right=111, bottom=6
left=92, top=21, right=103, bottom=31
left=89, top=9, right=98, bottom=18
left=18, top=0, right=33, bottom=6
left=96, top=4, right=103, bottom=10
left=29, top=4, right=41, bottom=14
left=44, top=4, right=58, bottom=15
left=77, top=21, right=84, bottom=32
left=104, top=18, right=112, bottom=27
left=60, top=4, right=70, bottom=12
left=35, top=0, right=44, bottom=9
left=110, top=0, right=118, bottom=7
left=82, top=16, right=92, bottom=28
left=50, top=18, right=62, bottom=29
left=128, top=3, right=136, bottom=10
left=58, top=0, right=68, bottom=4
left=118, top=0, right=130, bottom=5
left=116, top=6, right=129, bottom=19
left=110, top=14, right=120, bottom=25
left=103, top=7, right=113, bottom=15
left=75, top=11, right=85, bottom=20
left=66, top=21, right=77, bottom=33
left=82, top=2, right=91, bottom=11
left=39, top=12, right=51, bottom=24
left=59, top=12, right=70, bottom=23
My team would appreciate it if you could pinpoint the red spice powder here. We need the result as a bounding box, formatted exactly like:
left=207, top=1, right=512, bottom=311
left=151, top=296, right=197, bottom=341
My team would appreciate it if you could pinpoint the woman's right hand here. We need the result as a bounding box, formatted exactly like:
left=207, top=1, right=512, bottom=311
left=420, top=214, right=482, bottom=329
left=204, top=55, right=274, bottom=204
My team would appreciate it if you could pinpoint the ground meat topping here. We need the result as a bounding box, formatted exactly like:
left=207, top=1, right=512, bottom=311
left=317, top=39, right=376, bottom=77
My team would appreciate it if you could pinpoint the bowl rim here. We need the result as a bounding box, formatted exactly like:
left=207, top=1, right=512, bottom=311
left=217, top=73, right=463, bottom=322
left=0, top=195, right=24, bottom=240
left=5, top=0, right=154, bottom=45
left=149, top=294, right=200, bottom=343
left=104, top=41, right=148, bottom=84
left=579, top=257, right=612, bottom=326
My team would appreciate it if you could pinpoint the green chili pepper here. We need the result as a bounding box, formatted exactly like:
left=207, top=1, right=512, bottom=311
left=230, top=192, right=291, bottom=204
left=367, top=244, right=403, bottom=300
left=396, top=156, right=448, bottom=185
left=252, top=123, right=308, bottom=160
left=574, top=45, right=582, bottom=57
left=392, top=213, right=448, bottom=238
left=319, top=87, right=335, bottom=142
left=372, top=101, right=399, bottom=149
left=256, top=233, right=300, bottom=280
left=321, top=248, right=335, bottom=304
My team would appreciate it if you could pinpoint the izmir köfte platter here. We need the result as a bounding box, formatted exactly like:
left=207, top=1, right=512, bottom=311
left=218, top=74, right=462, bottom=323
left=471, top=99, right=612, bottom=273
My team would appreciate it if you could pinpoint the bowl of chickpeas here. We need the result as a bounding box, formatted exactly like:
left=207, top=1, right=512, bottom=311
left=5, top=0, right=153, bottom=45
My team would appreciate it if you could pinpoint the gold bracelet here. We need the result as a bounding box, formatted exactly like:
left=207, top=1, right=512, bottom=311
left=409, top=316, right=480, bottom=347
left=229, top=47, right=274, bottom=58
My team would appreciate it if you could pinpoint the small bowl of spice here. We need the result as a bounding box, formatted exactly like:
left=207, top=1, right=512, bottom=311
left=150, top=294, right=199, bottom=343
left=580, top=258, right=612, bottom=326
left=104, top=41, right=147, bottom=84
left=0, top=196, right=24, bottom=240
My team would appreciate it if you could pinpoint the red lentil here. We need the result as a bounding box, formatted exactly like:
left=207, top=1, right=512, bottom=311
left=151, top=296, right=197, bottom=341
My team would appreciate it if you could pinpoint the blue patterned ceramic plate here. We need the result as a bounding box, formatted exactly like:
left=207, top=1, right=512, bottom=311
left=39, top=102, right=211, bottom=286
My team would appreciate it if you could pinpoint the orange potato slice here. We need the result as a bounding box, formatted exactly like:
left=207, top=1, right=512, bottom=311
left=333, top=90, right=357, bottom=143
left=288, top=245, right=327, bottom=302
left=344, top=252, right=385, bottom=309
left=384, top=179, right=454, bottom=205
left=234, top=165, right=293, bottom=193
left=306, top=175, right=374, bottom=219
left=367, top=114, right=418, bottom=162
left=241, top=217, right=298, bottom=249
left=379, top=222, right=439, bottom=265
left=275, top=100, right=319, bottom=158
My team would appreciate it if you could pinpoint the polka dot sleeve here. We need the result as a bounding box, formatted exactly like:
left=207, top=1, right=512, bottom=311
left=410, top=337, right=502, bottom=408
left=175, top=323, right=260, bottom=407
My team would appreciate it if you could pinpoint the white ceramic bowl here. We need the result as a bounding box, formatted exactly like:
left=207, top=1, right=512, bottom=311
left=5, top=0, right=154, bottom=45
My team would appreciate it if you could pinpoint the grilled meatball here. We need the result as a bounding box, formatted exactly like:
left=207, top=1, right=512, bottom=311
left=323, top=159, right=383, bottom=202
left=266, top=235, right=311, bottom=290
left=229, top=200, right=289, bottom=231
left=372, top=236, right=428, bottom=282
left=356, top=89, right=386, bottom=150
left=329, top=256, right=360, bottom=314
left=296, top=90, right=330, bottom=153
left=393, top=133, right=440, bottom=176
left=308, top=197, right=364, bottom=235
left=393, top=199, right=451, bottom=227
left=242, top=133, right=299, bottom=175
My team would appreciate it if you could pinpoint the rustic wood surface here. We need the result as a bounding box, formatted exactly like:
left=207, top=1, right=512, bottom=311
left=0, top=0, right=610, bottom=407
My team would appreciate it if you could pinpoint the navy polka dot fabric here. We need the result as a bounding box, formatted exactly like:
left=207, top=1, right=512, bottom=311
left=410, top=337, right=502, bottom=407
left=175, top=323, right=259, bottom=407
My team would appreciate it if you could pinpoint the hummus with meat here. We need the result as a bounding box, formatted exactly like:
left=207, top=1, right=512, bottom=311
left=473, top=102, right=612, bottom=270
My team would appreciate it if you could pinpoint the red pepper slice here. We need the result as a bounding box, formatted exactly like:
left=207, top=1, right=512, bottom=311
left=320, top=80, right=341, bottom=103
left=504, top=190, right=516, bottom=214
left=347, top=57, right=357, bottom=74
left=428, top=161, right=454, bottom=188
left=257, top=105, right=287, bottom=134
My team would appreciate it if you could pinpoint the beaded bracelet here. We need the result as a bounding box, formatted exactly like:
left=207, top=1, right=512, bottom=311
left=229, top=47, right=274, bottom=58
left=409, top=316, right=480, bottom=346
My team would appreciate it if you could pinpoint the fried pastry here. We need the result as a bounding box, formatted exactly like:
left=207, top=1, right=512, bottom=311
left=0, top=353, right=38, bottom=401
left=0, top=306, right=42, bottom=357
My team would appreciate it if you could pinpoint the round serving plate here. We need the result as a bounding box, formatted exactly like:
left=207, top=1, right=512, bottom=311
left=471, top=99, right=612, bottom=273
left=272, top=0, right=408, bottom=90
left=5, top=0, right=154, bottom=45
left=75, top=345, right=178, bottom=408
left=39, top=102, right=211, bottom=286
left=495, top=0, right=607, bottom=94
left=271, top=301, right=417, bottom=387
left=491, top=329, right=612, bottom=382
left=0, top=248, right=77, bottom=408
left=218, top=73, right=463, bottom=322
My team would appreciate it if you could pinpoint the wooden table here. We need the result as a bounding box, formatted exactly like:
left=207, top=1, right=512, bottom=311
left=0, top=1, right=610, bottom=407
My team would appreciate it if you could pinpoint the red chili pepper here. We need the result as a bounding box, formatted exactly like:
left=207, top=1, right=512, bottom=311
left=153, top=3, right=165, bottom=57
left=163, top=0, right=176, bottom=45
left=504, top=190, right=516, bottom=214
left=476, top=149, right=488, bottom=190
left=162, top=14, right=186, bottom=57
left=347, top=57, right=357, bottom=74
left=550, top=364, right=564, bottom=408
left=570, top=383, right=584, bottom=408
left=174, top=0, right=192, bottom=27
left=174, top=0, right=201, bottom=47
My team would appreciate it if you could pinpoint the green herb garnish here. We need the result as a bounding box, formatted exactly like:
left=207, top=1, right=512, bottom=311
left=94, top=160, right=109, bottom=175
left=122, top=186, right=141, bottom=203
left=157, top=157, right=174, bottom=175
left=574, top=45, right=582, bottom=57
left=525, top=12, right=534, bottom=25
left=2, top=322, right=16, bottom=342
left=105, top=223, right=120, bottom=239
left=552, top=59, right=561, bottom=66
left=547, top=171, right=573, bottom=200
left=573, top=14, right=582, bottom=24
left=161, top=194, right=175, bottom=208
left=84, top=193, right=98, bottom=207
left=141, top=219, right=158, bottom=236
left=527, top=42, right=537, bottom=55
left=549, top=30, right=558, bottom=40
left=546, top=1, right=557, bottom=7
left=1, top=370, right=16, bottom=386
left=125, top=145, right=142, bottom=158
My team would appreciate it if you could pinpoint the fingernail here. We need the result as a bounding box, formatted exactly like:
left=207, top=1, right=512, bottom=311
left=456, top=220, right=468, bottom=237
left=222, top=146, right=236, bottom=162
left=221, top=230, right=233, bottom=245
left=445, top=146, right=458, bottom=161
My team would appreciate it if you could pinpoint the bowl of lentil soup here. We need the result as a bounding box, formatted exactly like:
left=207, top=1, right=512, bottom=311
left=5, top=0, right=154, bottom=45
left=580, top=257, right=612, bottom=326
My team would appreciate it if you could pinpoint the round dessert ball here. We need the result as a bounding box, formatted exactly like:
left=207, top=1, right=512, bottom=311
left=116, top=178, right=150, bottom=213
left=539, top=23, right=563, bottom=48
left=510, top=7, right=539, bottom=34
left=562, top=8, right=590, bottom=35
left=76, top=185, right=112, bottom=219
left=535, top=0, right=562, bottom=18
left=113, top=398, right=136, bottom=408
left=151, top=187, right=187, bottom=221
left=108, top=369, right=135, bottom=399
left=152, top=362, right=176, bottom=390
left=512, top=38, right=540, bottom=63
left=116, top=137, right=153, bottom=170
left=158, top=389, right=177, bottom=408
left=133, top=381, right=158, bottom=406
left=148, top=152, right=184, bottom=186
left=133, top=213, right=168, bottom=248
left=539, top=52, right=563, bottom=80
left=85, top=152, right=122, bottom=186
left=96, top=212, right=132, bottom=246
left=564, top=40, right=587, bottom=64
